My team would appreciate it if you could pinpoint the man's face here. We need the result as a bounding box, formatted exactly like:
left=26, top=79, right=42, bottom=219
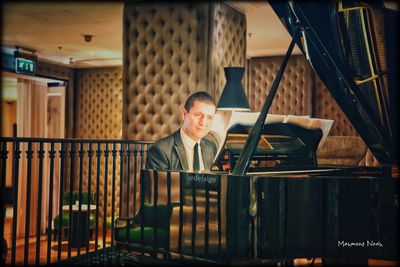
left=181, top=100, right=216, bottom=142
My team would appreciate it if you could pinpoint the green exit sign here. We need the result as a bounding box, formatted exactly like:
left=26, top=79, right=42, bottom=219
left=15, top=58, right=36, bottom=75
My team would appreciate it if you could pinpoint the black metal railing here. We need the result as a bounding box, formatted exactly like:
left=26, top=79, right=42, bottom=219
left=1, top=137, right=254, bottom=266
left=0, top=137, right=152, bottom=266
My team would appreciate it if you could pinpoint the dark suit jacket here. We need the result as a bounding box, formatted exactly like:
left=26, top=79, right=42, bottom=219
left=145, top=130, right=218, bottom=171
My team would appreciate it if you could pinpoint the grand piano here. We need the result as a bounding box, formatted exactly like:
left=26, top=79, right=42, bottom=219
left=115, top=1, right=398, bottom=265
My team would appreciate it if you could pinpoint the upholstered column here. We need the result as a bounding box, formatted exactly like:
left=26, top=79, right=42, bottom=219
left=74, top=67, right=123, bottom=219
left=123, top=2, right=246, bottom=141
left=209, top=2, right=247, bottom=100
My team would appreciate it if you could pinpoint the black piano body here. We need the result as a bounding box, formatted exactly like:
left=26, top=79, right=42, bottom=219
left=130, top=166, right=397, bottom=263
left=255, top=169, right=398, bottom=261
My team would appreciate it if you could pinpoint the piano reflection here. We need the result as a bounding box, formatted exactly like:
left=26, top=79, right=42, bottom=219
left=115, top=1, right=398, bottom=265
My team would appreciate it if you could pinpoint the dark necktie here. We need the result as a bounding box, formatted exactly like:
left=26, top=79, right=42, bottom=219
left=193, top=143, right=200, bottom=172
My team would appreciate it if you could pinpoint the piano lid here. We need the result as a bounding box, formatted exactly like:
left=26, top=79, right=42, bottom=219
left=268, top=1, right=398, bottom=164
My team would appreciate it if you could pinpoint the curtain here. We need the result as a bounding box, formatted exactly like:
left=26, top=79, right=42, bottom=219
left=16, top=78, right=49, bottom=237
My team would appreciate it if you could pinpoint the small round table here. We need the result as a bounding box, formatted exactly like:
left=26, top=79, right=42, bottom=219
left=62, top=204, right=97, bottom=248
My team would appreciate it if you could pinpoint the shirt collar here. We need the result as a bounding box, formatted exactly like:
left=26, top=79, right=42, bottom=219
left=180, top=128, right=199, bottom=148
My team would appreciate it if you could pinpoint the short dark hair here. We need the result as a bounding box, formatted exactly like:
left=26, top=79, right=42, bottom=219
left=184, top=91, right=216, bottom=112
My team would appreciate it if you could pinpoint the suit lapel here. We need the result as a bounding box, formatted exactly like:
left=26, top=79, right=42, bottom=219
left=201, top=139, right=214, bottom=170
left=173, top=130, right=189, bottom=170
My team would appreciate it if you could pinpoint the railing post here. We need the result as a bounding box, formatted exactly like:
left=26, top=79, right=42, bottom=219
left=226, top=175, right=251, bottom=259
left=67, top=142, right=75, bottom=260
left=0, top=141, right=9, bottom=265
left=139, top=169, right=145, bottom=252
left=166, top=171, right=172, bottom=252
left=133, top=144, right=138, bottom=215
left=57, top=142, right=66, bottom=262
left=205, top=177, right=210, bottom=256
left=178, top=172, right=184, bottom=254
left=111, top=143, right=117, bottom=253
left=77, top=142, right=85, bottom=259
left=103, top=143, right=109, bottom=255
left=86, top=143, right=93, bottom=258
left=126, top=144, right=131, bottom=217
left=23, top=142, right=33, bottom=265
left=119, top=144, right=124, bottom=217
left=95, top=143, right=101, bottom=258
left=217, top=174, right=222, bottom=254
left=191, top=176, right=197, bottom=256
left=153, top=171, right=159, bottom=250
left=46, top=142, right=55, bottom=265
left=36, top=142, right=45, bottom=265
left=10, top=141, right=20, bottom=266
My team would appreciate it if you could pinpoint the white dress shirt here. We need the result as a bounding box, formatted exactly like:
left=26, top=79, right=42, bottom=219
left=180, top=128, right=205, bottom=171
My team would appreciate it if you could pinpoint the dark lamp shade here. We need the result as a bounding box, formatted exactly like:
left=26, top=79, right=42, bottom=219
left=217, top=67, right=250, bottom=111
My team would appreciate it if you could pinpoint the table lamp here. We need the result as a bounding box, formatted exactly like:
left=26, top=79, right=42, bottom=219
left=217, top=67, right=250, bottom=111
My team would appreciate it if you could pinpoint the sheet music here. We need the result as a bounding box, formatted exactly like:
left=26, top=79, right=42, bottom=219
left=308, top=118, right=334, bottom=150
left=210, top=111, right=334, bottom=164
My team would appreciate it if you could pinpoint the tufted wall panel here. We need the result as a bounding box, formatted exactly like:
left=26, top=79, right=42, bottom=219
left=123, top=2, right=246, bottom=141
left=312, top=75, right=358, bottom=136
left=210, top=2, right=247, bottom=99
left=75, top=67, right=123, bottom=220
left=76, top=68, right=122, bottom=139
left=312, top=67, right=380, bottom=165
left=246, top=55, right=382, bottom=166
left=247, top=56, right=312, bottom=115
left=311, top=69, right=381, bottom=165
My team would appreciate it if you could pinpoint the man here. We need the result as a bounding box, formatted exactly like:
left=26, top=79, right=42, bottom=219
left=146, top=91, right=218, bottom=171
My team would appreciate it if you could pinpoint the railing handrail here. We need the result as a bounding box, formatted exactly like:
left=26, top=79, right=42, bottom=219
left=0, top=136, right=155, bottom=144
